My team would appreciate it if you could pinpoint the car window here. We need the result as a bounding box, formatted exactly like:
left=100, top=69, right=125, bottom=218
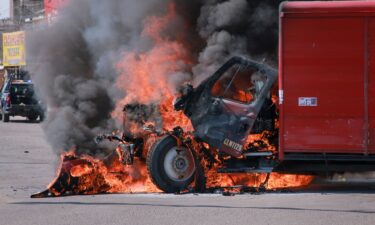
left=10, top=84, right=34, bottom=96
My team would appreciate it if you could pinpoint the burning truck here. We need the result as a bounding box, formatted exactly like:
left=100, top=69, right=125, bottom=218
left=111, top=56, right=279, bottom=193
left=32, top=1, right=375, bottom=197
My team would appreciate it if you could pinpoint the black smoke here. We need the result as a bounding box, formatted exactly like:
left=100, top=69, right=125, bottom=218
left=27, top=0, right=283, bottom=157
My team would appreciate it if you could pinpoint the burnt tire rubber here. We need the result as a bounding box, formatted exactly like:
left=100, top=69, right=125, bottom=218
left=147, top=135, right=196, bottom=193
left=3, top=113, right=9, bottom=122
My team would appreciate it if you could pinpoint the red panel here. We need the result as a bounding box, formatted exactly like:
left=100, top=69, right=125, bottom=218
left=367, top=18, right=375, bottom=153
left=44, top=0, right=69, bottom=16
left=282, top=1, right=375, bottom=14
left=281, top=17, right=365, bottom=153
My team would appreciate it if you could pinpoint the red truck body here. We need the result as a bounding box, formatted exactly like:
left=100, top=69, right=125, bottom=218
left=279, top=1, right=375, bottom=161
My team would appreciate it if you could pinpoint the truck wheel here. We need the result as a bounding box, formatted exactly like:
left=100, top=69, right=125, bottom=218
left=3, top=113, right=9, bottom=122
left=147, top=135, right=196, bottom=193
left=28, top=113, right=38, bottom=121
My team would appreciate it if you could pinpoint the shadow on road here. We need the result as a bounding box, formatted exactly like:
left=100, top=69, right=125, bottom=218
left=10, top=201, right=375, bottom=214
left=6, top=119, right=41, bottom=124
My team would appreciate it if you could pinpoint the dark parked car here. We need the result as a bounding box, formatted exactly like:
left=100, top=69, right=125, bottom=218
left=0, top=79, right=44, bottom=122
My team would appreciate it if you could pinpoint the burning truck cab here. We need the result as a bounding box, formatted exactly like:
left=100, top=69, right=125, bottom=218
left=174, top=57, right=277, bottom=157
left=93, top=56, right=279, bottom=194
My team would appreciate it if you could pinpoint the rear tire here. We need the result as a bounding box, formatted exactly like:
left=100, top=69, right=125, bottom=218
left=147, top=135, right=196, bottom=193
left=28, top=114, right=38, bottom=121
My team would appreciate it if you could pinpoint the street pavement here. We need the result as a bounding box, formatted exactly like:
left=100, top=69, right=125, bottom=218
left=1, top=117, right=375, bottom=225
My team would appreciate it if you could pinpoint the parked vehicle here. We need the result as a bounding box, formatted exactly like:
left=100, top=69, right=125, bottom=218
left=0, top=79, right=44, bottom=122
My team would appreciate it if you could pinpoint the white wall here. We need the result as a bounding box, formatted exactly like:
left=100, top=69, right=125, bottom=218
left=0, top=0, right=11, bottom=20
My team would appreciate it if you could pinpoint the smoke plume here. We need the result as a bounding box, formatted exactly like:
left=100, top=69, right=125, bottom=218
left=27, top=0, right=281, bottom=157
left=193, top=0, right=281, bottom=84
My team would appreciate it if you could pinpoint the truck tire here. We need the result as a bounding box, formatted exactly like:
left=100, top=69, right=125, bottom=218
left=3, top=113, right=9, bottom=122
left=28, top=114, right=38, bottom=121
left=147, top=135, right=196, bottom=193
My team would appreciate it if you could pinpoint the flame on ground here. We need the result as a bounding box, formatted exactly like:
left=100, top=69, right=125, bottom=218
left=32, top=151, right=160, bottom=198
left=205, top=172, right=313, bottom=190
left=31, top=149, right=312, bottom=197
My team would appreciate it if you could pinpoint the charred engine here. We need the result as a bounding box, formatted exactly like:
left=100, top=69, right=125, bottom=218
left=96, top=103, right=162, bottom=165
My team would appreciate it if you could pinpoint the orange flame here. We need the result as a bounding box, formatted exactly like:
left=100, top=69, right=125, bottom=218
left=205, top=172, right=313, bottom=190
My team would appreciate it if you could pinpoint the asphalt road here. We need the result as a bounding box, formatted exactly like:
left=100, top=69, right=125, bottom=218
left=1, top=117, right=375, bottom=225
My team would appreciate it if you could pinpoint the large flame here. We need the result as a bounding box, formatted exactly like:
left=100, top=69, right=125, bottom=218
left=114, top=3, right=193, bottom=132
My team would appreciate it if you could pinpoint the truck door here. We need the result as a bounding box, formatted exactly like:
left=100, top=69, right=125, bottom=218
left=191, top=58, right=277, bottom=157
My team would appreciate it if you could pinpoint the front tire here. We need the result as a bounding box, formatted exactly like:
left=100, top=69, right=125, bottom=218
left=147, top=135, right=196, bottom=193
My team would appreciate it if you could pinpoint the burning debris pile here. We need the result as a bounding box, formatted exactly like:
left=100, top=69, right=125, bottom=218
left=31, top=152, right=160, bottom=198
left=28, top=0, right=313, bottom=197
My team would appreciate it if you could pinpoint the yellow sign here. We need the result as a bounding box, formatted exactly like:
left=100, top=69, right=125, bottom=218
left=2, top=31, right=26, bottom=66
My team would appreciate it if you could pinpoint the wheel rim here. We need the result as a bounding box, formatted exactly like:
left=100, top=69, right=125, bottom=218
left=163, top=146, right=195, bottom=182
